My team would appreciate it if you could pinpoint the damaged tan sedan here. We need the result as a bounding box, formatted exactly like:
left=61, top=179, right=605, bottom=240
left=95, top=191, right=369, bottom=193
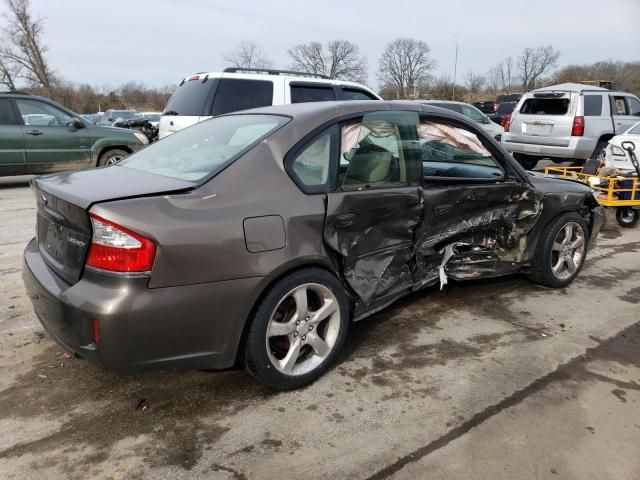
left=23, top=101, right=604, bottom=389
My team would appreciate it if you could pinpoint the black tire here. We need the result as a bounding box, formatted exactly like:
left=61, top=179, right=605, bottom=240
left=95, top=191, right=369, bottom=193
left=551, top=158, right=565, bottom=164
left=528, top=212, right=589, bottom=288
left=616, top=208, right=639, bottom=228
left=513, top=153, right=539, bottom=170
left=591, top=140, right=608, bottom=161
left=98, top=148, right=129, bottom=167
left=244, top=268, right=349, bottom=390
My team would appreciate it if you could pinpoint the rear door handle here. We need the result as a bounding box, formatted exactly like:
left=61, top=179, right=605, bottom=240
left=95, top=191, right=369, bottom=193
left=26, top=130, right=43, bottom=136
left=334, top=213, right=356, bottom=228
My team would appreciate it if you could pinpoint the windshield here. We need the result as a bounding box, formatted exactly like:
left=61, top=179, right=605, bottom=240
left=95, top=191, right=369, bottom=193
left=144, top=113, right=161, bottom=122
left=119, top=114, right=288, bottom=181
left=114, top=111, right=141, bottom=120
left=625, top=122, right=640, bottom=135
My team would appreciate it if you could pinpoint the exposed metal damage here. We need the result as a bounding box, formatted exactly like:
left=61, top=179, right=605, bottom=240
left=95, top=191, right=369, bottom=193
left=325, top=182, right=548, bottom=313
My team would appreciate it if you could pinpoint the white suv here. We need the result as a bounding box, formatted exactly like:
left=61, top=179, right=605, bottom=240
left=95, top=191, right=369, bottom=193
left=159, top=68, right=382, bottom=139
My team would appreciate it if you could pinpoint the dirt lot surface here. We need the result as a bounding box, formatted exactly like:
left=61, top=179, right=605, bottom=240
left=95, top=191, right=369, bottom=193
left=1, top=175, right=638, bottom=480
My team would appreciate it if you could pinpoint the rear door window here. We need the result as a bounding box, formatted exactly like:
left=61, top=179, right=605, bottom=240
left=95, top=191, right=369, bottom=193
left=291, top=85, right=336, bottom=103
left=583, top=95, right=603, bottom=116
left=341, top=88, right=377, bottom=100
left=0, top=98, right=18, bottom=125
left=520, top=98, right=570, bottom=115
left=164, top=77, right=219, bottom=116
left=211, top=78, right=274, bottom=116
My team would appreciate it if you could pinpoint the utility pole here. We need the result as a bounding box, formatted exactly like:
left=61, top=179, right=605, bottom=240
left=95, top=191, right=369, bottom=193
left=452, top=40, right=459, bottom=100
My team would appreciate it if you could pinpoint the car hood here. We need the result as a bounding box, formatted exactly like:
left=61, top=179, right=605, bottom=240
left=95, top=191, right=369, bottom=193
left=608, top=133, right=640, bottom=148
left=527, top=170, right=592, bottom=194
left=34, top=165, right=194, bottom=209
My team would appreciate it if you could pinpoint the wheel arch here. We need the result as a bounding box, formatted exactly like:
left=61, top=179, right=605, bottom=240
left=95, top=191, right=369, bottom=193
left=233, top=256, right=344, bottom=367
left=94, top=145, right=133, bottom=166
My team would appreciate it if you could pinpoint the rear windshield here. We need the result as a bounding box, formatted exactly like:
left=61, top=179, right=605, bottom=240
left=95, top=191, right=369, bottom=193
left=520, top=98, right=570, bottom=115
left=164, top=78, right=218, bottom=116
left=120, top=114, right=288, bottom=182
left=496, top=103, right=514, bottom=115
left=497, top=94, right=521, bottom=102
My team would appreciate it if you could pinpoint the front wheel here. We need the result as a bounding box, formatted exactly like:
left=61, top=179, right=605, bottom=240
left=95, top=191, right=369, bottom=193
left=513, top=153, right=539, bottom=170
left=616, top=208, right=639, bottom=228
left=529, top=212, right=589, bottom=288
left=243, top=268, right=349, bottom=390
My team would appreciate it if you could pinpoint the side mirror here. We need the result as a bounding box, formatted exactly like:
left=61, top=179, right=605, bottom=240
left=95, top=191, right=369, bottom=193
left=70, top=118, right=85, bottom=129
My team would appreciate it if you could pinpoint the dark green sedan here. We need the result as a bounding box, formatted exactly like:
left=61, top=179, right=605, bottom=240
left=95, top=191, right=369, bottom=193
left=0, top=91, right=148, bottom=176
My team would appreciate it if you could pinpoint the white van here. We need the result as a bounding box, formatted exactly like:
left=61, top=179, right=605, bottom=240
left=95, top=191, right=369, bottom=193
left=159, top=67, right=382, bottom=139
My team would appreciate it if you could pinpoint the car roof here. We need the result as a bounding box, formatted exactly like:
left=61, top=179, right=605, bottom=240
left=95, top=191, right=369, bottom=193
left=179, top=71, right=378, bottom=92
left=533, top=82, right=609, bottom=93
left=225, top=100, right=473, bottom=129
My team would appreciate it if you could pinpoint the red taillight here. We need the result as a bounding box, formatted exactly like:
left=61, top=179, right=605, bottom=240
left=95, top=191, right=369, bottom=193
left=493, top=103, right=499, bottom=112
left=503, top=114, right=511, bottom=132
left=571, top=116, right=584, bottom=136
left=92, top=319, right=100, bottom=345
left=188, top=75, right=200, bottom=81
left=85, top=214, right=156, bottom=273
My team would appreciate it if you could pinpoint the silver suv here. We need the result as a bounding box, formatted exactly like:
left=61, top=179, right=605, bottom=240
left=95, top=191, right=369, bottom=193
left=501, top=82, right=640, bottom=169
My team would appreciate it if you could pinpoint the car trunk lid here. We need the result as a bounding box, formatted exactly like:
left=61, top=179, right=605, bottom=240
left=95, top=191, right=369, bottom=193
left=509, top=92, right=575, bottom=147
left=33, top=166, right=194, bottom=284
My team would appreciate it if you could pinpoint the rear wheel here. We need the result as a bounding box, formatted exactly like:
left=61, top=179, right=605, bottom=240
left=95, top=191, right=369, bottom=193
left=616, top=208, right=639, bottom=228
left=529, top=212, right=588, bottom=288
left=513, top=153, right=539, bottom=170
left=244, top=268, right=349, bottom=390
left=98, top=148, right=128, bottom=166
left=591, top=140, right=608, bottom=161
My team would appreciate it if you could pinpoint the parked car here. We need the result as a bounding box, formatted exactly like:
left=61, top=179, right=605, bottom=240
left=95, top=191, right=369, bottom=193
left=159, top=67, right=382, bottom=139
left=502, top=83, right=640, bottom=170
left=23, top=101, right=603, bottom=389
left=604, top=120, right=640, bottom=171
left=487, top=101, right=515, bottom=126
left=97, top=109, right=142, bottom=127
left=141, top=112, right=161, bottom=128
left=89, top=112, right=104, bottom=125
left=472, top=100, right=495, bottom=114
left=496, top=93, right=523, bottom=105
left=418, top=100, right=504, bottom=139
left=0, top=91, right=148, bottom=176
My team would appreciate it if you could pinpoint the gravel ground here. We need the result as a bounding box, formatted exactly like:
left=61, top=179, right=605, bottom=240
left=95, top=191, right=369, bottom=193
left=0, top=174, right=638, bottom=480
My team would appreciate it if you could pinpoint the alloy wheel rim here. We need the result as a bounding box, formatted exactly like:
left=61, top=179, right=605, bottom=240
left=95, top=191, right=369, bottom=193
left=266, top=283, right=340, bottom=376
left=550, top=222, right=586, bottom=280
left=105, top=155, right=123, bottom=165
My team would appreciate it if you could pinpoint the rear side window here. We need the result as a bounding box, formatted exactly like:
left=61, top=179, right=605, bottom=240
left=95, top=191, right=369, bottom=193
left=164, top=78, right=219, bottom=116
left=0, top=98, right=17, bottom=125
left=583, top=95, right=603, bottom=116
left=288, top=125, right=338, bottom=193
left=291, top=85, right=336, bottom=103
left=612, top=96, right=628, bottom=115
left=120, top=114, right=288, bottom=182
left=342, top=88, right=377, bottom=101
left=212, top=78, right=274, bottom=116
left=520, top=98, right=570, bottom=115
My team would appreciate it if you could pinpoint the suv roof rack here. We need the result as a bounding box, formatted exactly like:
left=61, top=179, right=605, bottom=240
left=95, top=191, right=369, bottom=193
left=223, top=67, right=330, bottom=80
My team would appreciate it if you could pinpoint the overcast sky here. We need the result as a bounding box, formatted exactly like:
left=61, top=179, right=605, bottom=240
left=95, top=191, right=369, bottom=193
left=9, top=0, right=640, bottom=89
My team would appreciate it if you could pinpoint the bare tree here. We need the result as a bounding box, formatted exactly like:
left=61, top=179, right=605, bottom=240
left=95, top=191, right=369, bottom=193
left=377, top=38, right=435, bottom=99
left=518, top=46, right=560, bottom=91
left=487, top=56, right=515, bottom=94
left=0, top=58, right=18, bottom=89
left=223, top=41, right=273, bottom=69
left=0, top=0, right=54, bottom=89
left=464, top=71, right=485, bottom=101
left=287, top=40, right=367, bottom=82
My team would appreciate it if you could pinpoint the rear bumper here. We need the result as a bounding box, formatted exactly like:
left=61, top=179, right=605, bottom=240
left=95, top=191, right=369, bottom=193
left=502, top=136, right=596, bottom=160
left=22, top=238, right=262, bottom=374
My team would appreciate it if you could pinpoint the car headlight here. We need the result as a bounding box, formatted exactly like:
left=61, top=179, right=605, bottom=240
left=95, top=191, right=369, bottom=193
left=610, top=145, right=625, bottom=156
left=133, top=132, right=149, bottom=145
